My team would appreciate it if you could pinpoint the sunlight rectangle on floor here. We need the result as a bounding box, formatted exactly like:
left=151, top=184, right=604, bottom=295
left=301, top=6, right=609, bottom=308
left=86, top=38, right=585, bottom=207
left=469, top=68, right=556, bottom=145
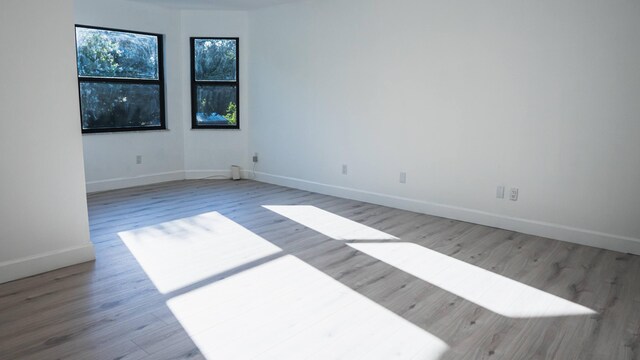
left=263, top=205, right=399, bottom=241
left=167, top=254, right=448, bottom=360
left=118, top=211, right=282, bottom=294
left=348, top=242, right=596, bottom=318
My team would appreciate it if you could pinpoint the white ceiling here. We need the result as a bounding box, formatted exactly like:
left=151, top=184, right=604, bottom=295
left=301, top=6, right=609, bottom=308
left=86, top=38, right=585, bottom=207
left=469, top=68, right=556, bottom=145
left=126, top=0, right=310, bottom=10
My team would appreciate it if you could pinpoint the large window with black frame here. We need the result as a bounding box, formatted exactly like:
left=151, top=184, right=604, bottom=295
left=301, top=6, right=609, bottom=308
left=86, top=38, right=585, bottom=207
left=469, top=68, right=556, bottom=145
left=75, top=25, right=166, bottom=133
left=190, top=37, right=239, bottom=129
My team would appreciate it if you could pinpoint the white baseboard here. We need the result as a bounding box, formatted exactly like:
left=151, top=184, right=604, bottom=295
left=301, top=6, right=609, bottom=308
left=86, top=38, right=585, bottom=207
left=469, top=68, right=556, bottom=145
left=0, top=244, right=95, bottom=284
left=185, top=169, right=229, bottom=179
left=184, top=169, right=253, bottom=180
left=183, top=169, right=236, bottom=180
left=86, top=171, right=185, bottom=193
left=183, top=169, right=254, bottom=181
left=255, top=171, right=640, bottom=256
left=86, top=169, right=253, bottom=193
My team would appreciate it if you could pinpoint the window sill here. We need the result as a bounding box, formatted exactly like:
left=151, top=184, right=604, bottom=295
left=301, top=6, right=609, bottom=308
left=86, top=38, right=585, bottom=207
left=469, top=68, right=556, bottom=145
left=82, top=128, right=171, bottom=135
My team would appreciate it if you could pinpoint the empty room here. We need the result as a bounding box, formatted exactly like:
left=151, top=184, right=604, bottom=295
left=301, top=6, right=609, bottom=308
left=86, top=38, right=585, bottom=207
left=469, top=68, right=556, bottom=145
left=1, top=0, right=639, bottom=359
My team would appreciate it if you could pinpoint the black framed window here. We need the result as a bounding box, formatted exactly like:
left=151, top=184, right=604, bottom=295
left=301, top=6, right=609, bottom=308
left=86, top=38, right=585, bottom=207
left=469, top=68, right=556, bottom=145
left=75, top=25, right=166, bottom=133
left=190, top=37, right=239, bottom=129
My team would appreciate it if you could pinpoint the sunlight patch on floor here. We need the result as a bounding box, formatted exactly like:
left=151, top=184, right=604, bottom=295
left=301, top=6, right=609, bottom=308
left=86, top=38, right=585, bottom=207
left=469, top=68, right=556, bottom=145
left=167, top=254, right=448, bottom=360
left=348, top=242, right=597, bottom=318
left=263, top=205, right=399, bottom=241
left=118, top=211, right=282, bottom=294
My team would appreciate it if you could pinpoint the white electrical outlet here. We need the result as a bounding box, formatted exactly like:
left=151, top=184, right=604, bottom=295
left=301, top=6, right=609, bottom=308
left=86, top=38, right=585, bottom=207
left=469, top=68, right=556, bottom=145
left=252, top=153, right=259, bottom=163
left=342, top=164, right=348, bottom=175
left=399, top=172, right=407, bottom=184
left=496, top=185, right=505, bottom=199
left=510, top=188, right=519, bottom=201
left=136, top=155, right=142, bottom=164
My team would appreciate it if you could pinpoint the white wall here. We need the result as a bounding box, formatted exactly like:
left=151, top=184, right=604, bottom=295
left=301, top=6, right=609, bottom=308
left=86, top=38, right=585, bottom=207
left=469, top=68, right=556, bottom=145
left=181, top=10, right=250, bottom=179
left=0, top=0, right=94, bottom=283
left=75, top=0, right=186, bottom=192
left=248, top=0, right=640, bottom=254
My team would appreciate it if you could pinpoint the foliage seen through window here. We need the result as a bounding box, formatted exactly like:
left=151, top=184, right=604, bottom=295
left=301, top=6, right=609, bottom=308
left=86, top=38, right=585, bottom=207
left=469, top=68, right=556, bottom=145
left=191, top=38, right=239, bottom=129
left=75, top=26, right=165, bottom=133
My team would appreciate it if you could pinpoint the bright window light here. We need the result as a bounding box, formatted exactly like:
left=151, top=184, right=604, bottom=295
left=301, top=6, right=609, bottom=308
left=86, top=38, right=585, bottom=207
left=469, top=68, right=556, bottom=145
left=168, top=255, right=448, bottom=359
left=348, top=242, right=597, bottom=318
left=263, top=205, right=399, bottom=241
left=118, top=211, right=282, bottom=294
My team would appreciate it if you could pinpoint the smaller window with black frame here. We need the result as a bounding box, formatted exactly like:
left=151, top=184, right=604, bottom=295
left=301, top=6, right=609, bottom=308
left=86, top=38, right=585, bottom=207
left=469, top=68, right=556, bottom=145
left=191, top=37, right=239, bottom=129
left=75, top=25, right=166, bottom=133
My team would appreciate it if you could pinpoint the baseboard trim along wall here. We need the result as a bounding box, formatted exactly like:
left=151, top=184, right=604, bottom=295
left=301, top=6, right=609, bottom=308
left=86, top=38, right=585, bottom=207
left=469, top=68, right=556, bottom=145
left=184, top=169, right=252, bottom=180
left=0, top=244, right=95, bottom=285
left=255, top=171, right=640, bottom=256
left=83, top=169, right=640, bottom=255
left=86, top=169, right=253, bottom=193
left=85, top=171, right=186, bottom=193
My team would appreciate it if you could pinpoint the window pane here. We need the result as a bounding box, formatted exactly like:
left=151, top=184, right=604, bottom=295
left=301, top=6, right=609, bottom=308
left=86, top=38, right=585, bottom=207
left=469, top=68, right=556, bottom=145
left=76, top=27, right=159, bottom=79
left=194, top=39, right=237, bottom=81
left=80, top=83, right=161, bottom=130
left=196, top=85, right=238, bottom=126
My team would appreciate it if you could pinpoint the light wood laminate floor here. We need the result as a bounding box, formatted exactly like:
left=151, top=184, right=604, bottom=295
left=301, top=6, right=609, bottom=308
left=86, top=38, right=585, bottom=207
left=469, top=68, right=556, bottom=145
left=1, top=180, right=639, bottom=359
